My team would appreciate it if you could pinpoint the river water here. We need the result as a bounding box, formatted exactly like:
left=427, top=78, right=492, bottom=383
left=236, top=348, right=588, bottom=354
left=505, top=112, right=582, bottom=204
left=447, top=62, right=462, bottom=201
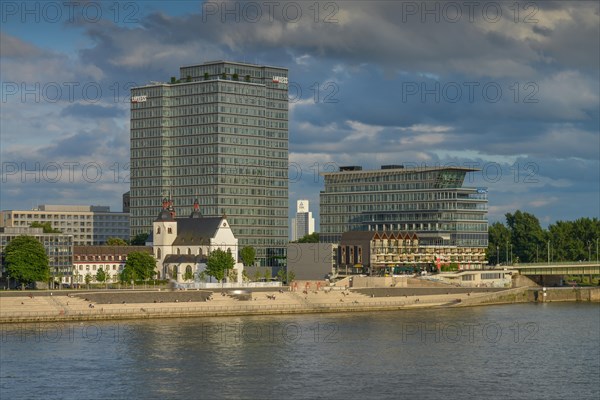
left=1, top=303, right=598, bottom=399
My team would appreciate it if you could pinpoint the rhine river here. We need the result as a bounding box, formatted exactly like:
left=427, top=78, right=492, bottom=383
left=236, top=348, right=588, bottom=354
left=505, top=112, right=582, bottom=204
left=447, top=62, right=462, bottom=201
left=1, top=303, right=598, bottom=400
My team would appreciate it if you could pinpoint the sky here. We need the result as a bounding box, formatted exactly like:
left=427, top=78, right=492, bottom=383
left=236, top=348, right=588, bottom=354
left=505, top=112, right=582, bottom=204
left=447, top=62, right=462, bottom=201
left=1, top=0, right=599, bottom=229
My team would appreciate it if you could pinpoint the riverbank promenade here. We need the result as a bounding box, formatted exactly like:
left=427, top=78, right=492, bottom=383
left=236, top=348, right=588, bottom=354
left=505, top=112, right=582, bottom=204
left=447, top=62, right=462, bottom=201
left=0, top=288, right=486, bottom=323
left=2, top=285, right=597, bottom=323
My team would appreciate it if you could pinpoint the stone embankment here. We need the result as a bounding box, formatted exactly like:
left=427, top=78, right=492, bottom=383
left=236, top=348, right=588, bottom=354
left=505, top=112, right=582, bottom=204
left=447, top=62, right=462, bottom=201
left=1, top=286, right=597, bottom=323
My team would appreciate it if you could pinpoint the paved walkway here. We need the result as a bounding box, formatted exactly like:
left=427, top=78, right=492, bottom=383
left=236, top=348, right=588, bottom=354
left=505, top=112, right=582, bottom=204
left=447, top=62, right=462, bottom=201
left=0, top=289, right=490, bottom=323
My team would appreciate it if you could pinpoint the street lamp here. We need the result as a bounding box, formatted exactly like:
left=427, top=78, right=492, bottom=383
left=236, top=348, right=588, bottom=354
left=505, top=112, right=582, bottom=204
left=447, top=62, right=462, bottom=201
left=587, top=241, right=592, bottom=262
left=496, top=245, right=499, bottom=266
left=510, top=244, right=513, bottom=265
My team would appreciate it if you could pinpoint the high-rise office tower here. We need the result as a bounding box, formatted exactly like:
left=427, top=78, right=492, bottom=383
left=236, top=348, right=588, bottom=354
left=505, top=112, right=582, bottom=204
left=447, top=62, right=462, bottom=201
left=320, top=165, right=488, bottom=247
left=291, top=200, right=315, bottom=241
left=130, top=61, right=288, bottom=266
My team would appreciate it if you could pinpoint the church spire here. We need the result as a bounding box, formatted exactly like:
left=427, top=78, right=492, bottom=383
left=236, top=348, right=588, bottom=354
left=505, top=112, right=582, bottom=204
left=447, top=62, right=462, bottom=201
left=190, top=198, right=202, bottom=218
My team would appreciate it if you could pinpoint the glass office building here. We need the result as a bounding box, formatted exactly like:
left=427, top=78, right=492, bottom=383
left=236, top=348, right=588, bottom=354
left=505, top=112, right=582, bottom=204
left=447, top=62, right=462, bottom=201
left=320, top=165, right=488, bottom=247
left=130, top=61, right=288, bottom=266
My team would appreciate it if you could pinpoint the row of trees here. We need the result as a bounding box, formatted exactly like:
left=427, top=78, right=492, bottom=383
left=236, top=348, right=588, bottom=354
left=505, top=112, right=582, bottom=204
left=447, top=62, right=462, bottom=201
left=488, top=211, right=600, bottom=264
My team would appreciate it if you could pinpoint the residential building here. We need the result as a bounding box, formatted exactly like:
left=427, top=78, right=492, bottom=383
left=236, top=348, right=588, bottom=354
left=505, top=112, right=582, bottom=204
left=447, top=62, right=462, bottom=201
left=0, top=227, right=73, bottom=284
left=337, top=231, right=487, bottom=275
left=0, top=205, right=129, bottom=246
left=291, top=199, right=315, bottom=241
left=149, top=197, right=243, bottom=283
left=320, top=165, right=488, bottom=247
left=73, top=245, right=152, bottom=284
left=130, top=60, right=289, bottom=266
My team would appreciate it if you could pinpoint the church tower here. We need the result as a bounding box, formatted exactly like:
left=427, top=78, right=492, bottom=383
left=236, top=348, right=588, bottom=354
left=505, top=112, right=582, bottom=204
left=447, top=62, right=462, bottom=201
left=153, top=197, right=178, bottom=276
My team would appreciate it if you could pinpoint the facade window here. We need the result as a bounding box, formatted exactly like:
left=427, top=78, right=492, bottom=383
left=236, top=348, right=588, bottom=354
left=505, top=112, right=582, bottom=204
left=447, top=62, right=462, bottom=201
left=481, top=273, right=502, bottom=280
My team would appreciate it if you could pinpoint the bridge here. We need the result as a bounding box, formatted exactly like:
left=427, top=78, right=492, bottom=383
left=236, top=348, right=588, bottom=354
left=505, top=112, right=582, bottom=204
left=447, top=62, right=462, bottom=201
left=507, top=262, right=600, bottom=276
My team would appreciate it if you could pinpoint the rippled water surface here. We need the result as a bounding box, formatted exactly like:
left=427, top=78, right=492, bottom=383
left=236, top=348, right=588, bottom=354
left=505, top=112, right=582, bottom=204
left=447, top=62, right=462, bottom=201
left=1, top=303, right=599, bottom=399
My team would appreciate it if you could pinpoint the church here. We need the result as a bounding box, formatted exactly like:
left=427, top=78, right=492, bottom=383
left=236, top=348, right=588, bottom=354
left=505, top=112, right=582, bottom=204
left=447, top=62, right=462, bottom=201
left=150, top=198, right=243, bottom=283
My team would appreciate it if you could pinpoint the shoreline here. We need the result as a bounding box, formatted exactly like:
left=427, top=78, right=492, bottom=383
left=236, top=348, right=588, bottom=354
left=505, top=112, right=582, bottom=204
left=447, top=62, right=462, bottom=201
left=1, top=287, right=598, bottom=324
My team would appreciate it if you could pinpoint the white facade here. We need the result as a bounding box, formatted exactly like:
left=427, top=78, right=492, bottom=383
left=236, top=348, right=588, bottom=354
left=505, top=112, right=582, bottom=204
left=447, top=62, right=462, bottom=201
left=152, top=199, right=243, bottom=283
left=291, top=200, right=315, bottom=241
left=72, top=246, right=152, bottom=285
left=0, top=205, right=129, bottom=246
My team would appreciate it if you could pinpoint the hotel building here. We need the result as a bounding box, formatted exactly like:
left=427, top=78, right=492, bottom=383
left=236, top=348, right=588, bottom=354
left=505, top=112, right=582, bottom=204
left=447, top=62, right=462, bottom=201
left=130, top=61, right=288, bottom=266
left=320, top=165, right=488, bottom=247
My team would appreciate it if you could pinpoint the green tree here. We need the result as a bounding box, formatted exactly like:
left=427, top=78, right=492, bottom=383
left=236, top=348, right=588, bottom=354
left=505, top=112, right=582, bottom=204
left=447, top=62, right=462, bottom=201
left=276, top=267, right=286, bottom=282
left=548, top=217, right=600, bottom=261
left=232, top=73, right=239, bottom=81
left=204, top=72, right=210, bottom=80
left=119, top=267, right=134, bottom=284
left=240, top=246, right=256, bottom=267
left=506, top=211, right=545, bottom=263
left=244, top=75, right=251, bottom=82
left=4, top=235, right=50, bottom=287
left=288, top=270, right=296, bottom=283
left=253, top=269, right=261, bottom=282
left=122, top=252, right=156, bottom=282
left=297, top=232, right=319, bottom=243
left=130, top=232, right=149, bottom=246
left=183, top=267, right=194, bottom=281
left=221, top=72, right=227, bottom=80
left=30, top=221, right=61, bottom=233
left=263, top=269, right=271, bottom=281
left=106, top=237, right=128, bottom=246
left=206, top=249, right=235, bottom=282
left=96, top=267, right=107, bottom=286
left=487, top=221, right=512, bottom=264
left=85, top=273, right=92, bottom=288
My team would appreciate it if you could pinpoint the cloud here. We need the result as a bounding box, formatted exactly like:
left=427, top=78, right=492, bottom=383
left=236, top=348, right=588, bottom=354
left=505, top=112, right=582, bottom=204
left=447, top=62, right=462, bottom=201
left=1, top=1, right=598, bottom=226
left=60, top=103, right=125, bottom=119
